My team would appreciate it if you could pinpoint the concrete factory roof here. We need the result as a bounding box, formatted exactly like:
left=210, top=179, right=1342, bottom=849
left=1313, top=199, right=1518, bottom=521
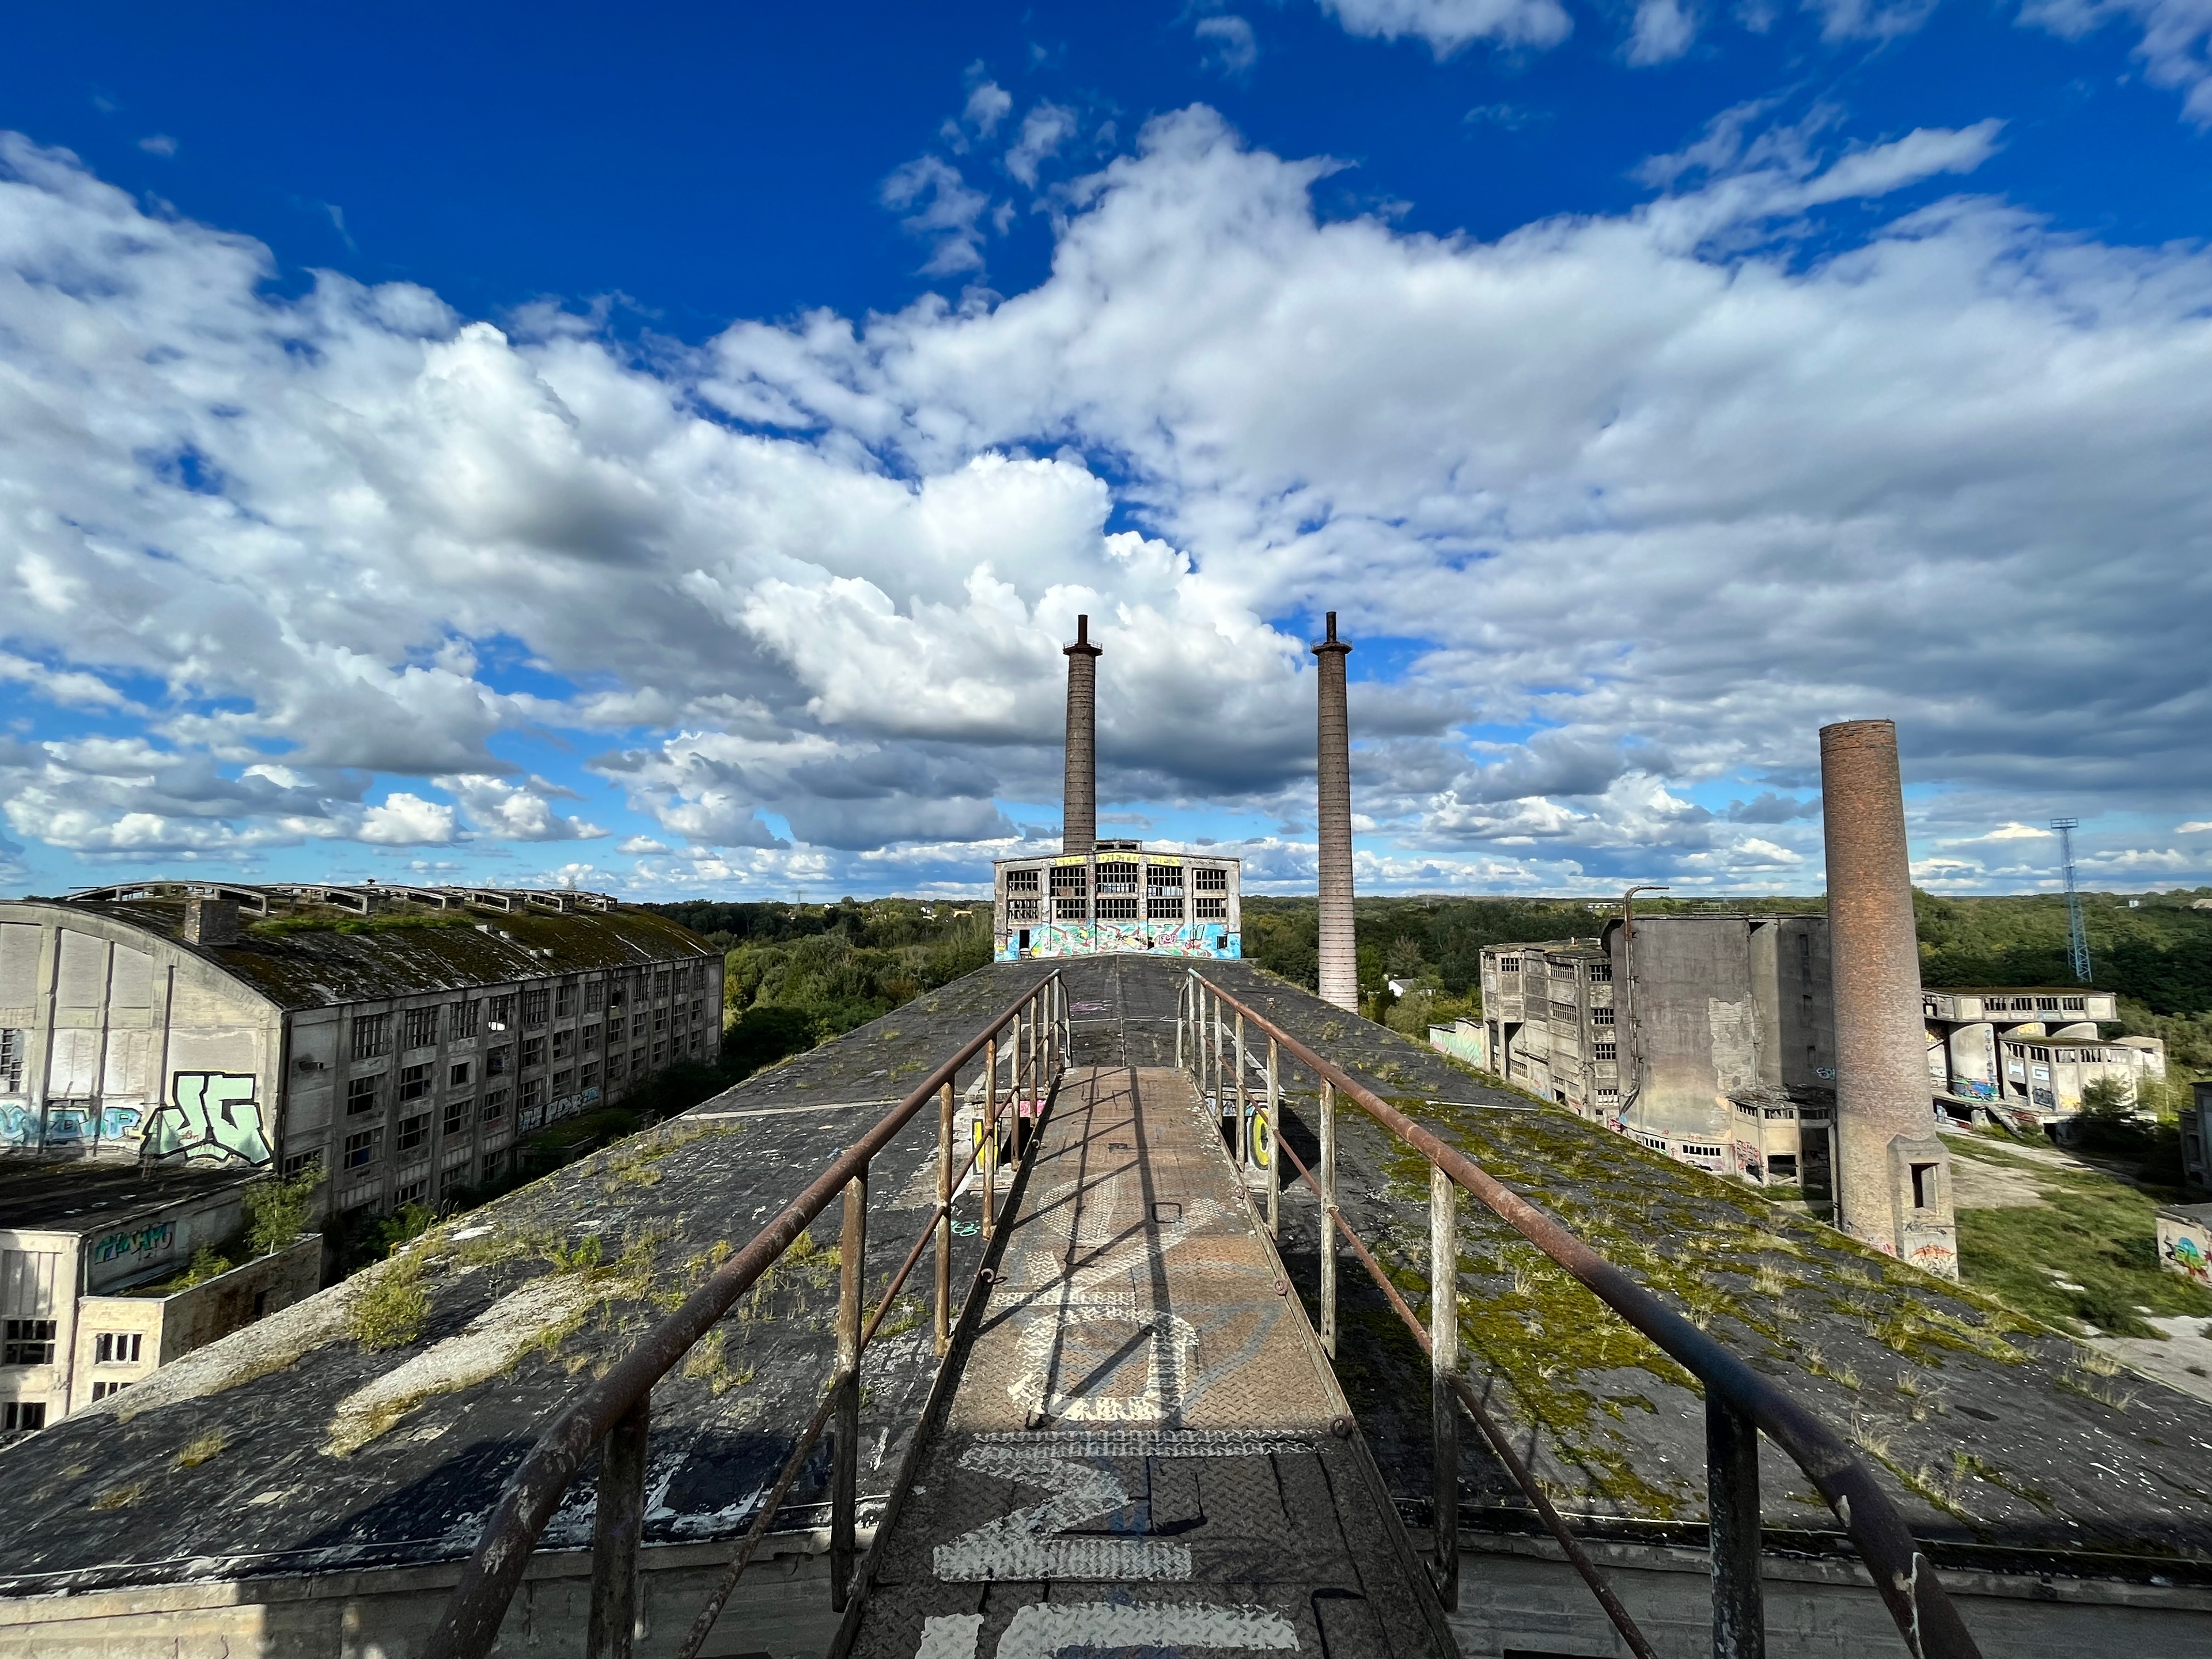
left=17, top=893, right=717, bottom=1010
left=3, top=957, right=2209, bottom=1600
left=0, top=1162, right=256, bottom=1234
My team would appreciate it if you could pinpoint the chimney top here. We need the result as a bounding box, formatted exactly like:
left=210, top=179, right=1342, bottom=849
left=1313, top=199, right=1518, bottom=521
left=1065, top=612, right=1101, bottom=658
left=1315, top=609, right=1351, bottom=656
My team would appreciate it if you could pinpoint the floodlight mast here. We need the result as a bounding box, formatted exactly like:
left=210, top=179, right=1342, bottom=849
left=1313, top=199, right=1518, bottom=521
left=2051, top=817, right=2092, bottom=984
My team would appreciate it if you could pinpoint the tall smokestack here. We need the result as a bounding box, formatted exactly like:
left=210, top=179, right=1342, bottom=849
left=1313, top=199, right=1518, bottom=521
left=1315, top=612, right=1357, bottom=1013
left=1820, top=719, right=1956, bottom=1277
left=1062, top=614, right=1101, bottom=861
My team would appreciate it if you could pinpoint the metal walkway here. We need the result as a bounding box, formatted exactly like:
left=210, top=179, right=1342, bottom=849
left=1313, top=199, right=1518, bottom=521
left=836, top=1065, right=1455, bottom=1659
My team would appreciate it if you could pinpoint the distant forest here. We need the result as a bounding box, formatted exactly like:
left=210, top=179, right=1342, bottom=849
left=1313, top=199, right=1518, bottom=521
left=639, top=887, right=2212, bottom=1079
left=645, top=897, right=993, bottom=1071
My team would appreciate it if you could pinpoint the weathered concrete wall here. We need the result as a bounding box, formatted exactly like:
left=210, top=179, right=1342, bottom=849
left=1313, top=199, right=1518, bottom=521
left=1615, top=915, right=1759, bottom=1153
left=0, top=904, right=283, bottom=1170
left=0, top=1535, right=843, bottom=1659
left=1442, top=1531, right=2212, bottom=1659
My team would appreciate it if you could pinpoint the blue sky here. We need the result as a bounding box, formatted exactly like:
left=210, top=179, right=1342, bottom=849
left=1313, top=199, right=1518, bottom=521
left=2, top=0, right=2209, bottom=900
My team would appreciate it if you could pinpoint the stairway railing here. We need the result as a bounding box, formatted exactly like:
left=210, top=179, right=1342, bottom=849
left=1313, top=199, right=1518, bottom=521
left=421, top=972, right=1067, bottom=1659
left=1182, top=969, right=1982, bottom=1659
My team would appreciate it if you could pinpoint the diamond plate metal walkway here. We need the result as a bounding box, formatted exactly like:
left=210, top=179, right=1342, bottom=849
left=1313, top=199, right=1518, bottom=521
left=836, top=1065, right=1455, bottom=1659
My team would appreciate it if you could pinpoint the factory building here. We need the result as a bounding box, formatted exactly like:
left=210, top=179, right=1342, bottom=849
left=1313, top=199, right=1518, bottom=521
left=993, top=842, right=1242, bottom=961
left=1921, top=987, right=2164, bottom=1120
left=0, top=883, right=721, bottom=1212
left=2, top=1164, right=320, bottom=1431
left=1466, top=913, right=1838, bottom=1186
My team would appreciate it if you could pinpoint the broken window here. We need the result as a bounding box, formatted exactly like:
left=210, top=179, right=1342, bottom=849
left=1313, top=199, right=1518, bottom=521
left=522, top=988, right=550, bottom=1027
left=1096, top=896, right=1139, bottom=919
left=1097, top=860, right=1139, bottom=893
left=1006, top=897, right=1041, bottom=922
left=1145, top=863, right=1183, bottom=891
left=1055, top=896, right=1088, bottom=921
left=1147, top=895, right=1184, bottom=921
left=1586, top=961, right=1612, bottom=982
left=346, top=1075, right=381, bottom=1115
left=2, top=1319, right=56, bottom=1366
left=402, top=1006, right=439, bottom=1050
left=449, top=999, right=480, bottom=1040
left=395, top=1114, right=430, bottom=1155
left=442, top=1099, right=472, bottom=1137
left=396, top=1063, right=431, bottom=1102
left=343, top=1129, right=377, bottom=1169
left=1049, top=863, right=1088, bottom=896
left=555, top=980, right=577, bottom=1019
left=1591, top=1006, right=1615, bottom=1025
left=1192, top=866, right=1228, bottom=892
left=521, top=1036, right=546, bottom=1070
left=1005, top=866, right=1041, bottom=893
left=1194, top=897, right=1228, bottom=919
left=350, top=1014, right=391, bottom=1060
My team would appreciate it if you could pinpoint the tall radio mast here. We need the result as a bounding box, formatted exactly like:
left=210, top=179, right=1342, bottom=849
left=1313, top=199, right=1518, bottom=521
left=2051, top=818, right=2092, bottom=984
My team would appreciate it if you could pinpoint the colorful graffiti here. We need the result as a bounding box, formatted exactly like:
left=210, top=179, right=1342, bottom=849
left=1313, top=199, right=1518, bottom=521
left=998, top=921, right=1242, bottom=963
left=0, top=1100, right=37, bottom=1147
left=149, top=1072, right=270, bottom=1166
left=2165, top=1232, right=2211, bottom=1285
left=93, top=1221, right=175, bottom=1265
left=0, top=1099, right=150, bottom=1153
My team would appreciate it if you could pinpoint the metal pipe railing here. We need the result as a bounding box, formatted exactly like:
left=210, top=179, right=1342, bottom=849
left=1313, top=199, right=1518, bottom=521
left=423, top=972, right=1065, bottom=1659
left=1184, top=971, right=1982, bottom=1659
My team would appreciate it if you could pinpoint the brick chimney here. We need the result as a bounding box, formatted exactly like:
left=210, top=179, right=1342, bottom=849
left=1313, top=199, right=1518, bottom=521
left=1819, top=719, right=1956, bottom=1277
left=1315, top=613, right=1357, bottom=1013
left=183, top=893, right=241, bottom=947
left=1062, top=615, right=1101, bottom=861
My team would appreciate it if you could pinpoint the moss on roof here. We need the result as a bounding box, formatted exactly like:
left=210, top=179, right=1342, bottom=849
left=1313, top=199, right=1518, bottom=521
left=66, top=897, right=718, bottom=1009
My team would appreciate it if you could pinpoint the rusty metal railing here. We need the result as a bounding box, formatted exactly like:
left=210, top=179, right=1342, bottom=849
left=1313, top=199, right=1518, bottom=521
left=1181, top=971, right=1983, bottom=1659
left=422, top=971, right=1066, bottom=1659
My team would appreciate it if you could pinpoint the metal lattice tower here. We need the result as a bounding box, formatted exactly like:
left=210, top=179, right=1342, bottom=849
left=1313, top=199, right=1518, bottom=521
left=2051, top=817, right=2092, bottom=984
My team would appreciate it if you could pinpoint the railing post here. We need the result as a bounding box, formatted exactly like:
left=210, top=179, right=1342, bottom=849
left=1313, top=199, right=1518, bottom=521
left=1176, top=978, right=1186, bottom=1071
left=1709, top=1396, right=1765, bottom=1659
left=1266, top=1035, right=1281, bottom=1237
left=934, top=1081, right=953, bottom=1356
left=1234, top=1011, right=1249, bottom=1166
left=1211, top=990, right=1224, bottom=1115
left=586, top=1393, right=649, bottom=1659
left=1010, top=1003, right=1026, bottom=1165
left=1320, top=1079, right=1338, bottom=1357
left=982, top=1035, right=999, bottom=1237
left=1430, top=1162, right=1460, bottom=1610
left=831, top=1172, right=866, bottom=1611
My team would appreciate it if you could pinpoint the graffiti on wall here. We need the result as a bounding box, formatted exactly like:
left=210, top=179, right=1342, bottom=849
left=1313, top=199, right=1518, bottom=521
left=0, top=1100, right=38, bottom=1147
left=149, top=1072, right=271, bottom=1166
left=93, top=1221, right=175, bottom=1264
left=998, top=921, right=1241, bottom=963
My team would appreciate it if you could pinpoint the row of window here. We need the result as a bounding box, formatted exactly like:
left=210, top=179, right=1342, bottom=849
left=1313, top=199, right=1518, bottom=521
left=346, top=967, right=705, bottom=1059
left=1490, top=956, right=1609, bottom=982
left=1008, top=863, right=1232, bottom=896
left=1027, top=896, right=1231, bottom=923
